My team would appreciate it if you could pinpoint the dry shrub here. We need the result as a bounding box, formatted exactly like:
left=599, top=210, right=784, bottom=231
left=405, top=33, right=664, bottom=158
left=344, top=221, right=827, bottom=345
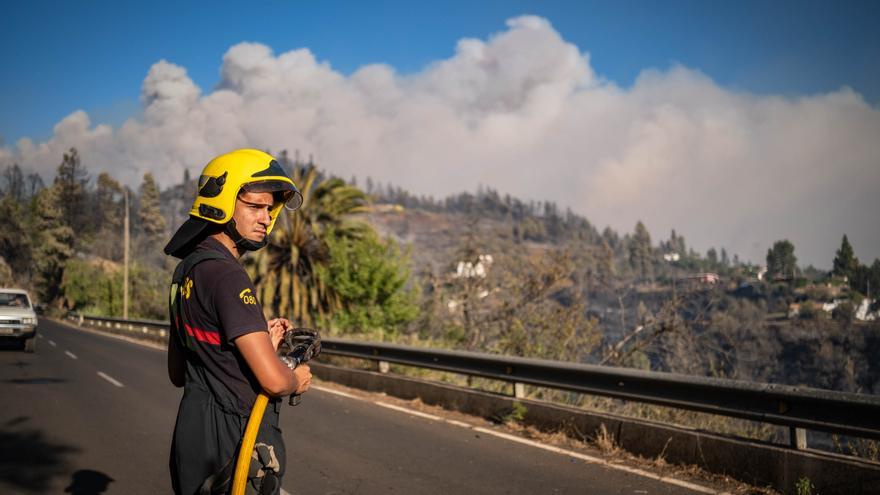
left=595, top=423, right=619, bottom=455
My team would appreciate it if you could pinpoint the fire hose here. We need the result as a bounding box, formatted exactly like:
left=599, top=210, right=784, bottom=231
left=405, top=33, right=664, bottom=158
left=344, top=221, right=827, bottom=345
left=231, top=329, right=321, bottom=495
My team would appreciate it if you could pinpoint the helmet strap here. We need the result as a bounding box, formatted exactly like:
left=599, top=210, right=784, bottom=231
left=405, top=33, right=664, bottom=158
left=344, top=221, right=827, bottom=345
left=224, top=219, right=267, bottom=252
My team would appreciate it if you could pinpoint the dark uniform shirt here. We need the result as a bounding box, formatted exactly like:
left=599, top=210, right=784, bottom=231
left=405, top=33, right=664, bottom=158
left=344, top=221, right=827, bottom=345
left=170, top=236, right=286, bottom=495
left=177, top=236, right=268, bottom=412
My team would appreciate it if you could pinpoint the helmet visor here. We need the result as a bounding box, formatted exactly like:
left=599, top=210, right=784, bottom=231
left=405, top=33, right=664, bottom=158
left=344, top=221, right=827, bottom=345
left=241, top=180, right=304, bottom=211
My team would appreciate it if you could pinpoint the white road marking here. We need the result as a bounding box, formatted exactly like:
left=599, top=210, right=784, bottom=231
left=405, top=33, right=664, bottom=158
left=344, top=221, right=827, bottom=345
left=97, top=371, right=124, bottom=388
left=65, top=350, right=77, bottom=360
left=374, top=401, right=443, bottom=421
left=311, top=385, right=727, bottom=495
left=470, top=427, right=726, bottom=495
left=37, top=334, right=44, bottom=339
left=313, top=386, right=360, bottom=400
left=281, top=489, right=291, bottom=495
left=49, top=340, right=57, bottom=347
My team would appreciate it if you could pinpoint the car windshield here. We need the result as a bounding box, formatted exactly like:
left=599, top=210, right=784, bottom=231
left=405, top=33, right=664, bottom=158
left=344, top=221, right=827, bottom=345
left=0, top=292, right=30, bottom=308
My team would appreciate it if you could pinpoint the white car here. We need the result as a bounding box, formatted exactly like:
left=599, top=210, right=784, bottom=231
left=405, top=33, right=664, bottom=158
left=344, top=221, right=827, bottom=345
left=0, top=288, right=38, bottom=352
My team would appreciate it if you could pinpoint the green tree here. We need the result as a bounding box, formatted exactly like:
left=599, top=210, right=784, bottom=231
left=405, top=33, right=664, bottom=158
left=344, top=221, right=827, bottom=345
left=766, top=240, right=798, bottom=279
left=0, top=195, right=32, bottom=277
left=60, top=258, right=166, bottom=319
left=138, top=172, right=166, bottom=244
left=61, top=259, right=123, bottom=315
left=668, top=229, right=686, bottom=255
left=54, top=148, right=90, bottom=235
left=1, top=164, right=25, bottom=201
left=850, top=258, right=880, bottom=298
left=247, top=163, right=370, bottom=326
left=32, top=185, right=74, bottom=304
left=129, top=262, right=169, bottom=319
left=628, top=221, right=653, bottom=281
left=707, top=247, right=718, bottom=267
left=93, top=173, right=124, bottom=260
left=0, top=257, right=12, bottom=286
left=595, top=240, right=615, bottom=289
left=832, top=235, right=857, bottom=282
left=26, top=172, right=44, bottom=197
left=871, top=259, right=880, bottom=299
left=317, top=229, right=418, bottom=338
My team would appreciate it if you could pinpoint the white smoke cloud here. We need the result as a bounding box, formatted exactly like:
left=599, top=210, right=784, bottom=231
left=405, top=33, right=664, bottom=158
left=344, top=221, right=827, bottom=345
left=2, top=15, right=878, bottom=268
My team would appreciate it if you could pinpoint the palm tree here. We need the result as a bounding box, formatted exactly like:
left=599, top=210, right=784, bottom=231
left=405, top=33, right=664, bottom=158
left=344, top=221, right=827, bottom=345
left=246, top=163, right=370, bottom=326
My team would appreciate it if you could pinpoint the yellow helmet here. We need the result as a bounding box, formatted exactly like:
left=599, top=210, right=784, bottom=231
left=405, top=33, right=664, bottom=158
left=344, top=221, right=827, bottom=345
left=191, top=149, right=302, bottom=228
left=164, top=149, right=303, bottom=258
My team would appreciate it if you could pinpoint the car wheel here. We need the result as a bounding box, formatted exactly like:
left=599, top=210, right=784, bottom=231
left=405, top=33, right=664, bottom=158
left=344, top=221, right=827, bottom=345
left=24, top=337, right=36, bottom=353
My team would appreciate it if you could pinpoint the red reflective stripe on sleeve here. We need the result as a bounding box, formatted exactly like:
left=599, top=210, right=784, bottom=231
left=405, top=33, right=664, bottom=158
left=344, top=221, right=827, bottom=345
left=184, top=323, right=221, bottom=346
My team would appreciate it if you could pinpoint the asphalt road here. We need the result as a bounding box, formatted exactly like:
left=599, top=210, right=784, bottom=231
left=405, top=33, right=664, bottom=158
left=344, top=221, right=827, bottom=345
left=0, top=319, right=716, bottom=494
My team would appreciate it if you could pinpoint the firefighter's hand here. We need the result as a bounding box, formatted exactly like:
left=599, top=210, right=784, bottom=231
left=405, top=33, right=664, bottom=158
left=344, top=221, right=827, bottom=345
left=267, top=317, right=293, bottom=331
left=267, top=319, right=287, bottom=351
left=292, top=363, right=312, bottom=395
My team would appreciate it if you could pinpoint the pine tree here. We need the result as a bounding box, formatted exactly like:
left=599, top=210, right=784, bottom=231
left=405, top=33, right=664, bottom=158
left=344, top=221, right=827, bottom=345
left=766, top=240, right=798, bottom=279
left=1, top=164, right=25, bottom=201
left=596, top=240, right=615, bottom=288
left=0, top=195, right=32, bottom=276
left=138, top=173, right=166, bottom=244
left=96, top=173, right=123, bottom=231
left=94, top=173, right=124, bottom=260
left=869, top=259, right=880, bottom=299
left=669, top=229, right=686, bottom=255
left=602, top=226, right=619, bottom=252
left=32, top=185, right=74, bottom=304
left=54, top=148, right=90, bottom=234
left=629, top=221, right=653, bottom=281
left=707, top=248, right=718, bottom=266
left=832, top=235, right=857, bottom=281
left=26, top=173, right=44, bottom=197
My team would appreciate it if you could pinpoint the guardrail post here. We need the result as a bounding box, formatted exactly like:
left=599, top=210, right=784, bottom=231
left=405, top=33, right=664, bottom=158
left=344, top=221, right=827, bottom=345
left=789, top=426, right=807, bottom=449
left=78, top=314, right=83, bottom=326
left=513, top=382, right=526, bottom=399
left=377, top=360, right=390, bottom=374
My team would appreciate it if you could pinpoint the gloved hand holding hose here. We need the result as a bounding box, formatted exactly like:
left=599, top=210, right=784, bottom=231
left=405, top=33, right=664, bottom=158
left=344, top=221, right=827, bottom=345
left=277, top=328, right=321, bottom=405
left=267, top=319, right=313, bottom=400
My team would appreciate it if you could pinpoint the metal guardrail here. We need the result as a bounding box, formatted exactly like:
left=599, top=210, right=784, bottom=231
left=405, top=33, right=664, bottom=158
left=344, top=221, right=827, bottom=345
left=324, top=340, right=880, bottom=445
left=67, top=313, right=169, bottom=339
left=68, top=313, right=880, bottom=445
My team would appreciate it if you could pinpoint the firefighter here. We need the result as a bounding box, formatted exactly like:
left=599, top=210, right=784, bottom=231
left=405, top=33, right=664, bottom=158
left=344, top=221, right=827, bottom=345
left=164, top=149, right=311, bottom=494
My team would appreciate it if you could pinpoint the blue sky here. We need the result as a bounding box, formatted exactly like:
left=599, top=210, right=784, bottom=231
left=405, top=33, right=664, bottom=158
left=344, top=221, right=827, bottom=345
left=2, top=1, right=879, bottom=267
left=2, top=0, right=878, bottom=145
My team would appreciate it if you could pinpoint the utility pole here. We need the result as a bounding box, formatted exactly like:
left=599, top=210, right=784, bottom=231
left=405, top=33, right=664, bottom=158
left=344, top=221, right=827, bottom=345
left=123, top=188, right=130, bottom=319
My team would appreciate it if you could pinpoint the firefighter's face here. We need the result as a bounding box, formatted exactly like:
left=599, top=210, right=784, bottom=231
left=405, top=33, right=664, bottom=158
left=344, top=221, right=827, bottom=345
left=233, top=191, right=274, bottom=241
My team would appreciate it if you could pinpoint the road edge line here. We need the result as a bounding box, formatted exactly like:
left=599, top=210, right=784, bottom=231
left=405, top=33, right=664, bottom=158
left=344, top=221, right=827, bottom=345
left=47, top=317, right=166, bottom=351
left=312, top=385, right=727, bottom=495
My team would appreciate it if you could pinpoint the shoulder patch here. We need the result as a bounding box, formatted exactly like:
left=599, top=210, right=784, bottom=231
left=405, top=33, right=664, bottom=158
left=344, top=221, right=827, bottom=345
left=182, top=277, right=194, bottom=299
left=239, top=288, right=257, bottom=305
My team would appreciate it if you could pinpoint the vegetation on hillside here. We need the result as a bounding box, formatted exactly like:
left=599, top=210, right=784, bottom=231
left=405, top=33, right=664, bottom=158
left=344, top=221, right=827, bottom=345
left=1, top=149, right=879, bottom=400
